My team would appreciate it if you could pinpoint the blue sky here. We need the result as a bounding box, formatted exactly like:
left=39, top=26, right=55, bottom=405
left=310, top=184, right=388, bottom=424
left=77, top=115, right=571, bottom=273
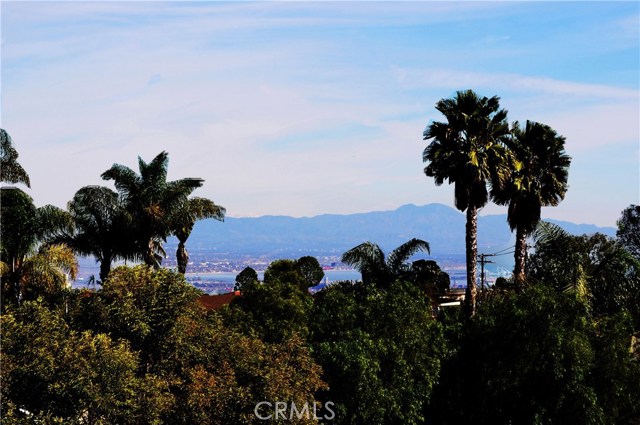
left=2, top=1, right=638, bottom=227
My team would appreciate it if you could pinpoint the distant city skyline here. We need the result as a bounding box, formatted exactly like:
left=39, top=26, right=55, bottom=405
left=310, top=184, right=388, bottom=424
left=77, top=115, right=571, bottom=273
left=2, top=1, right=638, bottom=227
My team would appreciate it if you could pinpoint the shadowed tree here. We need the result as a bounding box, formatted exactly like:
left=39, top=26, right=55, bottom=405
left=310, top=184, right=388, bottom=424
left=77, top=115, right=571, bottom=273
left=169, top=197, right=225, bottom=274
left=0, top=129, right=30, bottom=187
left=617, top=204, right=640, bottom=260
left=295, top=256, right=325, bottom=288
left=54, top=186, right=134, bottom=282
left=423, top=89, right=510, bottom=316
left=101, top=151, right=204, bottom=268
left=492, top=120, right=571, bottom=284
left=341, top=238, right=431, bottom=287
left=234, top=266, right=258, bottom=292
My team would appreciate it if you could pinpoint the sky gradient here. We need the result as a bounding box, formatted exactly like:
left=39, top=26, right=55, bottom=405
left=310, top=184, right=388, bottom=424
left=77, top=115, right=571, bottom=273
left=2, top=1, right=638, bottom=227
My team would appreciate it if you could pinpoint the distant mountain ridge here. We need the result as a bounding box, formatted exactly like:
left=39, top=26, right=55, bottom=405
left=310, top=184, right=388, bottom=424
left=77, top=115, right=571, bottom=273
left=167, top=203, right=616, bottom=257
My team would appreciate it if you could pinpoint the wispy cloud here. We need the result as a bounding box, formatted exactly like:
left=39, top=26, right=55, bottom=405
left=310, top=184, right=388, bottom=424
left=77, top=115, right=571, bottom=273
left=2, top=1, right=638, bottom=226
left=393, top=67, right=638, bottom=101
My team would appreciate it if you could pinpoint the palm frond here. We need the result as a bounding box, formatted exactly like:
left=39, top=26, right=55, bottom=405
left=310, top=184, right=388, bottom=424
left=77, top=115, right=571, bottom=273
left=342, top=242, right=384, bottom=268
left=20, top=244, right=78, bottom=295
left=101, top=164, right=140, bottom=199
left=387, top=238, right=431, bottom=274
left=35, top=205, right=75, bottom=242
left=532, top=221, right=570, bottom=247
left=0, top=129, right=31, bottom=187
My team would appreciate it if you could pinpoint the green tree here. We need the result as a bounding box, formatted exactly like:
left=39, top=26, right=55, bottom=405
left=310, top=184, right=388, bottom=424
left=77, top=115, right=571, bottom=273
left=423, top=89, right=510, bottom=316
left=492, top=120, right=571, bottom=284
left=1, top=300, right=172, bottom=424
left=1, top=187, right=76, bottom=304
left=295, top=255, right=325, bottom=288
left=101, top=151, right=204, bottom=268
left=225, top=259, right=313, bottom=343
left=54, top=185, right=134, bottom=282
left=0, top=129, right=30, bottom=187
left=427, top=285, right=640, bottom=425
left=341, top=238, right=431, bottom=287
left=617, top=204, right=640, bottom=259
left=311, top=280, right=446, bottom=424
left=79, top=265, right=203, bottom=368
left=169, top=197, right=225, bottom=274
left=67, top=265, right=325, bottom=424
left=234, top=266, right=258, bottom=292
left=530, top=222, right=640, bottom=329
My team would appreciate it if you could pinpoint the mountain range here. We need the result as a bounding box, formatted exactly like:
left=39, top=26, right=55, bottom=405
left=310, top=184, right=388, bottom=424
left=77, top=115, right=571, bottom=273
left=166, top=203, right=616, bottom=258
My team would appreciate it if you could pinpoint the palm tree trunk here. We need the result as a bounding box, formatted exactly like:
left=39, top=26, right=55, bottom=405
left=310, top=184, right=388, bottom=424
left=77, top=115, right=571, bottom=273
left=145, top=239, right=157, bottom=269
left=99, top=255, right=112, bottom=283
left=177, top=242, right=188, bottom=274
left=513, top=226, right=527, bottom=286
left=465, top=206, right=478, bottom=317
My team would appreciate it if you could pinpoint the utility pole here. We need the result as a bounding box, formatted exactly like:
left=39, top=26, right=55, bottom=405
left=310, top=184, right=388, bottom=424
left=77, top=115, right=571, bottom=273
left=477, top=253, right=495, bottom=290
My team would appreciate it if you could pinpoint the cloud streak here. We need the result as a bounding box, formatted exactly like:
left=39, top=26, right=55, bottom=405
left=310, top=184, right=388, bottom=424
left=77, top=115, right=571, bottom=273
left=2, top=1, right=638, bottom=227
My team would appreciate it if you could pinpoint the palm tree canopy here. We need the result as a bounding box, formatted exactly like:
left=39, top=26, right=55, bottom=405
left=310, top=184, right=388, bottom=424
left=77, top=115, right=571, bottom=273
left=0, top=187, right=73, bottom=264
left=423, top=89, right=510, bottom=212
left=56, top=185, right=136, bottom=264
left=101, top=151, right=203, bottom=220
left=20, top=244, right=78, bottom=296
left=342, top=238, right=431, bottom=285
left=494, top=120, right=571, bottom=233
left=0, top=129, right=31, bottom=187
left=101, top=151, right=205, bottom=267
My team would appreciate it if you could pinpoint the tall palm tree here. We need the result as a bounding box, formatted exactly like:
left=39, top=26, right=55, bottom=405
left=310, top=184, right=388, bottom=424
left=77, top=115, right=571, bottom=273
left=101, top=151, right=204, bottom=268
left=169, top=197, right=225, bottom=274
left=56, top=186, right=134, bottom=282
left=0, top=129, right=31, bottom=187
left=341, top=238, right=431, bottom=287
left=493, top=121, right=571, bottom=284
left=423, top=90, right=510, bottom=316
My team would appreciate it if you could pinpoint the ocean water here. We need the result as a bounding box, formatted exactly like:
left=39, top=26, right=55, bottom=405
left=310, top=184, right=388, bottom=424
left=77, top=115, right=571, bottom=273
left=72, top=269, right=362, bottom=295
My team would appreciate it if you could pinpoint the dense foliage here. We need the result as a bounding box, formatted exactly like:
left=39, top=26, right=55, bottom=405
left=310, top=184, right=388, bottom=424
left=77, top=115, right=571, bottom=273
left=427, top=285, right=640, bottom=425
left=1, top=266, right=325, bottom=424
left=311, top=280, right=446, bottom=425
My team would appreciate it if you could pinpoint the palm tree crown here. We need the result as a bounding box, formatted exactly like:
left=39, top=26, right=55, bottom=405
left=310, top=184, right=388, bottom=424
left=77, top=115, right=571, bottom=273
left=341, top=238, right=431, bottom=287
left=423, top=90, right=511, bottom=212
left=170, top=197, right=226, bottom=274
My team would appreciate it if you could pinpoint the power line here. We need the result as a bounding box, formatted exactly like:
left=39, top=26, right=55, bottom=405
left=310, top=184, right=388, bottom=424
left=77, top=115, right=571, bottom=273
left=487, top=245, right=515, bottom=256
left=477, top=253, right=495, bottom=290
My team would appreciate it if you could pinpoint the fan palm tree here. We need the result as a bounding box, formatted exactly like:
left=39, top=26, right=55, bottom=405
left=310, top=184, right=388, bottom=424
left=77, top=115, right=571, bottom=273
left=0, top=129, right=31, bottom=187
left=341, top=238, right=431, bottom=287
left=423, top=89, right=510, bottom=316
left=101, top=151, right=204, bottom=268
left=493, top=121, right=571, bottom=284
left=169, top=197, right=225, bottom=273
